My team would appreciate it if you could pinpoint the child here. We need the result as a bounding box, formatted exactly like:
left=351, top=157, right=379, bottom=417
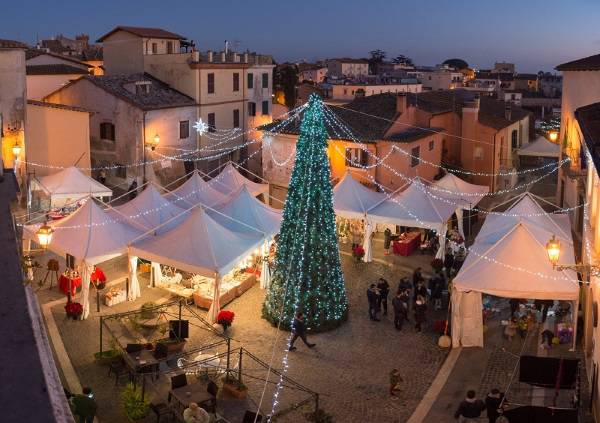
left=389, top=369, right=403, bottom=398
left=504, top=318, right=517, bottom=342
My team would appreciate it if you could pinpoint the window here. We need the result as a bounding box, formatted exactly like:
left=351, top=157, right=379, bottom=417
left=179, top=120, right=189, bottom=139
left=233, top=73, right=240, bottom=92
left=345, top=148, right=368, bottom=168
left=166, top=41, right=173, bottom=54
left=428, top=140, right=434, bottom=151
left=262, top=100, right=269, bottom=115
left=151, top=43, right=157, bottom=54
left=100, top=122, right=115, bottom=141
left=233, top=109, right=240, bottom=128
left=511, top=129, right=519, bottom=149
left=207, top=113, right=216, bottom=132
left=248, top=102, right=256, bottom=117
left=247, top=73, right=254, bottom=89
left=410, top=146, right=420, bottom=167
left=474, top=146, right=484, bottom=160
left=262, top=73, right=268, bottom=88
left=135, top=83, right=150, bottom=95
left=207, top=73, right=215, bottom=94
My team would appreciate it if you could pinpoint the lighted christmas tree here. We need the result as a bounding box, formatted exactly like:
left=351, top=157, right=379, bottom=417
left=262, top=94, right=348, bottom=332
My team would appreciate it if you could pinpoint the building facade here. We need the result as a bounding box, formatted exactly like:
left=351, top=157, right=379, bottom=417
left=421, top=69, right=464, bottom=91
left=327, top=58, right=369, bottom=79
left=330, top=81, right=422, bottom=101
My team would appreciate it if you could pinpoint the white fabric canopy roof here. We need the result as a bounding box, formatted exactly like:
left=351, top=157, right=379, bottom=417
left=108, top=184, right=185, bottom=233
left=210, top=163, right=269, bottom=197
left=517, top=135, right=560, bottom=158
left=23, top=198, right=142, bottom=265
left=129, top=207, right=265, bottom=278
left=33, top=166, right=112, bottom=201
left=433, top=173, right=489, bottom=209
left=209, top=185, right=282, bottom=238
left=366, top=180, right=457, bottom=233
left=164, top=171, right=229, bottom=209
left=333, top=171, right=388, bottom=219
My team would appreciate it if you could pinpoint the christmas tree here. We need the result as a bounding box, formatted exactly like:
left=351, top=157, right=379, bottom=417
left=262, top=94, right=348, bottom=332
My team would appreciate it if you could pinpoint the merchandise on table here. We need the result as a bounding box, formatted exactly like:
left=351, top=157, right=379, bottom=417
left=104, top=288, right=126, bottom=306
left=59, top=270, right=82, bottom=295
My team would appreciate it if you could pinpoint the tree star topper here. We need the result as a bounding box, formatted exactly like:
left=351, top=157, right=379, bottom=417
left=193, top=119, right=209, bottom=135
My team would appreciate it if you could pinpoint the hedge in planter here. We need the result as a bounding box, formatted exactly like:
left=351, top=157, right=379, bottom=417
left=121, top=382, right=149, bottom=421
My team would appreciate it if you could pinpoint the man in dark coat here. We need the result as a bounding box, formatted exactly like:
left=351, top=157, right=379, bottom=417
left=454, top=390, right=486, bottom=421
left=367, top=284, right=380, bottom=321
left=289, top=312, right=315, bottom=351
left=70, top=387, right=97, bottom=423
left=392, top=292, right=408, bottom=330
left=412, top=267, right=423, bottom=288
left=398, top=277, right=411, bottom=295
left=377, top=278, right=390, bottom=315
left=484, top=389, right=504, bottom=423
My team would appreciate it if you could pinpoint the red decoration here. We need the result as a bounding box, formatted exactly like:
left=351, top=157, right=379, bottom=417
left=352, top=245, right=365, bottom=260
left=90, top=267, right=106, bottom=283
left=65, top=301, right=83, bottom=318
left=430, top=258, right=444, bottom=271
left=217, top=310, right=235, bottom=326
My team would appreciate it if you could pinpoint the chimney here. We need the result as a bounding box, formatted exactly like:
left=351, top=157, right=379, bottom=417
left=396, top=93, right=407, bottom=114
left=234, top=53, right=239, bottom=63
left=472, top=95, right=480, bottom=110
left=207, top=50, right=213, bottom=62
left=243, top=52, right=249, bottom=63
left=504, top=102, right=512, bottom=121
left=462, top=95, right=480, bottom=121
left=192, top=50, right=199, bottom=62
left=220, top=51, right=226, bottom=62
left=224, top=40, right=229, bottom=54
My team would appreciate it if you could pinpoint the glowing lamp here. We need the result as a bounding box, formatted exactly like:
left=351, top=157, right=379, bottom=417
left=36, top=222, right=54, bottom=249
left=12, top=142, right=21, bottom=156
left=147, top=134, right=160, bottom=151
left=546, top=235, right=560, bottom=266
left=549, top=131, right=558, bottom=142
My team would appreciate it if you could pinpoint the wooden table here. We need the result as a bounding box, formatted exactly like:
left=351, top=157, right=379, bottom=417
left=124, top=349, right=159, bottom=375
left=392, top=232, right=421, bottom=256
left=169, top=381, right=215, bottom=414
left=59, top=274, right=82, bottom=295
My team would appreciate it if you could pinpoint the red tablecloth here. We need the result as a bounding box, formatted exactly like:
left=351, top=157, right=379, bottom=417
left=392, top=232, right=421, bottom=256
left=59, top=275, right=82, bottom=296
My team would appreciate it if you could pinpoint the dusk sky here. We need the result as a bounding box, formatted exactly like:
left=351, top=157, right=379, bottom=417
left=3, top=0, right=600, bottom=72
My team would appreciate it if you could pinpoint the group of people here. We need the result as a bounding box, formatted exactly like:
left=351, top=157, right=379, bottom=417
left=454, top=389, right=504, bottom=423
left=367, top=267, right=447, bottom=332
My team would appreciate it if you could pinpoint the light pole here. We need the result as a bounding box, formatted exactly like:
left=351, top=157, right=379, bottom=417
left=546, top=234, right=600, bottom=276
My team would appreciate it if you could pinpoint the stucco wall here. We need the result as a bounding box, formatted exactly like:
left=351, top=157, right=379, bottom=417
left=0, top=48, right=26, bottom=174
left=144, top=53, right=198, bottom=100
left=331, top=83, right=422, bottom=101
left=102, top=32, right=144, bottom=75
left=25, top=104, right=90, bottom=177
left=27, top=74, right=83, bottom=100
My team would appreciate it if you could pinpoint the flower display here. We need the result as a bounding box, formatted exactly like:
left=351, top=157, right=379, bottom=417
left=352, top=245, right=365, bottom=261
left=217, top=310, right=235, bottom=328
left=65, top=301, right=83, bottom=318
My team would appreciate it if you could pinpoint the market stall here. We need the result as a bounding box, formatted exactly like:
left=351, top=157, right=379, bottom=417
left=164, top=171, right=229, bottom=209
left=333, top=171, right=387, bottom=220
left=29, top=166, right=112, bottom=211
left=129, top=207, right=266, bottom=323
left=433, top=173, right=488, bottom=238
left=517, top=135, right=560, bottom=167
left=210, top=162, right=269, bottom=199
left=451, top=195, right=579, bottom=349
left=23, top=198, right=142, bottom=318
left=366, top=180, right=457, bottom=259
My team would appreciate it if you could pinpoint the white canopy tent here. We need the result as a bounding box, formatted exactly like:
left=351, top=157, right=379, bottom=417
left=164, top=171, right=229, bottom=209
left=452, top=195, right=579, bottom=349
left=23, top=198, right=142, bottom=318
left=209, top=185, right=282, bottom=288
left=434, top=173, right=489, bottom=238
left=31, top=166, right=112, bottom=208
left=333, top=171, right=388, bottom=220
left=129, top=207, right=266, bottom=323
left=210, top=163, right=269, bottom=198
left=366, top=180, right=457, bottom=259
left=517, top=135, right=561, bottom=158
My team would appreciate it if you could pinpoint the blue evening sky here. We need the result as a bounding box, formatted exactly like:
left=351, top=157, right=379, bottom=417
left=2, top=0, right=600, bottom=72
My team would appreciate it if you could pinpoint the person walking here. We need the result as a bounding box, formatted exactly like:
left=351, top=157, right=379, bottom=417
left=389, top=369, right=403, bottom=398
left=485, top=389, right=504, bottom=423
left=377, top=277, right=390, bottom=315
left=392, top=292, right=408, bottom=330
left=454, top=390, right=486, bottom=422
left=289, top=312, right=316, bottom=351
left=412, top=267, right=423, bottom=289
left=414, top=280, right=428, bottom=304
left=128, top=179, right=138, bottom=200
left=384, top=227, right=392, bottom=255
left=398, top=277, right=411, bottom=295
left=430, top=275, right=444, bottom=311
left=367, top=284, right=380, bottom=321
left=414, top=295, right=427, bottom=332
left=70, top=387, right=97, bottom=423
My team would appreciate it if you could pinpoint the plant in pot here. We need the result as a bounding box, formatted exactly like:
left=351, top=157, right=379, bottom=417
left=121, top=382, right=149, bottom=421
left=140, top=302, right=158, bottom=320
left=352, top=245, right=365, bottom=262
left=94, top=340, right=122, bottom=364
left=217, top=310, right=235, bottom=332
left=222, top=373, right=247, bottom=399
left=65, top=301, right=83, bottom=320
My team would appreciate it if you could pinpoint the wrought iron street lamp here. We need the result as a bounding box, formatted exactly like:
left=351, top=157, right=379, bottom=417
left=546, top=234, right=600, bottom=276
left=12, top=142, right=21, bottom=157
left=36, top=222, right=54, bottom=249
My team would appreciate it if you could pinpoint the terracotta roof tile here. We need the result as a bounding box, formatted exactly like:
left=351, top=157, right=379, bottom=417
left=556, top=53, right=600, bottom=71
left=26, top=64, right=89, bottom=75
left=97, top=26, right=186, bottom=42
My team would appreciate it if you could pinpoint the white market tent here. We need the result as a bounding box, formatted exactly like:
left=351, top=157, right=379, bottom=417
left=366, top=180, right=457, bottom=260
left=434, top=173, right=489, bottom=238
left=333, top=171, right=388, bottom=220
left=32, top=166, right=112, bottom=208
left=23, top=198, right=142, bottom=318
left=517, top=135, right=561, bottom=158
left=129, top=206, right=266, bottom=323
left=108, top=184, right=185, bottom=234
left=164, top=171, right=229, bottom=209
left=451, top=194, right=579, bottom=349
left=210, top=163, right=269, bottom=198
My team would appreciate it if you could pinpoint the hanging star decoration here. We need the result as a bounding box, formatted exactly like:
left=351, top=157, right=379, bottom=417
left=193, top=119, right=209, bottom=135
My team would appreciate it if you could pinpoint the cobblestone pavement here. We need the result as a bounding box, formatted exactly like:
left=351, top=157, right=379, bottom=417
left=39, top=235, right=449, bottom=423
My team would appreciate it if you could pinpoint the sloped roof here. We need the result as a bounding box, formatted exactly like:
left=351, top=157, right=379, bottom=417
left=164, top=171, right=229, bottom=209
left=97, top=26, right=186, bottom=42
left=25, top=49, right=91, bottom=67
left=26, top=64, right=89, bottom=75
left=0, top=39, right=28, bottom=49
left=210, top=163, right=269, bottom=197
left=27, top=99, right=91, bottom=113
left=517, top=135, right=560, bottom=158
left=384, top=127, right=444, bottom=143
left=34, top=166, right=111, bottom=199
left=333, top=171, right=388, bottom=219
left=556, top=53, right=600, bottom=71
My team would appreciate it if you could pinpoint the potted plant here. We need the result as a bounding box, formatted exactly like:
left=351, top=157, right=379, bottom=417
left=156, top=337, right=186, bottom=354
left=217, top=310, right=235, bottom=332
left=352, top=245, right=365, bottom=262
left=94, top=340, right=122, bottom=364
left=65, top=301, right=83, bottom=319
left=121, top=382, right=149, bottom=421
left=140, top=302, right=158, bottom=320
left=430, top=258, right=444, bottom=272
left=222, top=374, right=247, bottom=399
